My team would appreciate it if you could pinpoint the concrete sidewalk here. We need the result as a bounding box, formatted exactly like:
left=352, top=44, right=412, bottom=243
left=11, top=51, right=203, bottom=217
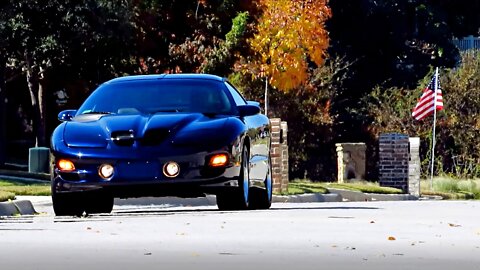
left=0, top=190, right=418, bottom=217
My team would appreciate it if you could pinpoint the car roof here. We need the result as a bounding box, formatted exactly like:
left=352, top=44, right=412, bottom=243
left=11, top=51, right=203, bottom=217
left=104, top=74, right=226, bottom=84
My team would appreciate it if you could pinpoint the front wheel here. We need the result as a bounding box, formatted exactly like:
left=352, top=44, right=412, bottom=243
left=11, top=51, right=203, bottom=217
left=52, top=188, right=85, bottom=217
left=248, top=155, right=272, bottom=209
left=84, top=192, right=114, bottom=214
left=217, top=146, right=250, bottom=210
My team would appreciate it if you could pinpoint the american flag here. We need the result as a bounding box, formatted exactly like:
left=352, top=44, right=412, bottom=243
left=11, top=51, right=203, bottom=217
left=412, top=73, right=443, bottom=120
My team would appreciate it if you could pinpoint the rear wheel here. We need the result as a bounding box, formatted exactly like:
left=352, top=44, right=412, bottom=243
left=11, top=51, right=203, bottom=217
left=217, top=146, right=250, bottom=210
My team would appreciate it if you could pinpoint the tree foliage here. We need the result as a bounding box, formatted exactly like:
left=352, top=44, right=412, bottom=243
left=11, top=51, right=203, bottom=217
left=248, top=0, right=331, bottom=91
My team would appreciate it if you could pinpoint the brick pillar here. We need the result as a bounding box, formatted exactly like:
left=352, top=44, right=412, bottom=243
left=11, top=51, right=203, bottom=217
left=271, top=118, right=288, bottom=193
left=280, top=121, right=289, bottom=192
left=408, top=137, right=421, bottom=196
left=379, top=133, right=409, bottom=193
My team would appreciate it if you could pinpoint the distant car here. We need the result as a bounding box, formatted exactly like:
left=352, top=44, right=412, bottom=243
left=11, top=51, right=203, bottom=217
left=50, top=74, right=272, bottom=216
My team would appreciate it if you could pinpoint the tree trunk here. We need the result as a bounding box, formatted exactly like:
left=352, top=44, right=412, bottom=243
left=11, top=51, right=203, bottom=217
left=0, top=54, right=6, bottom=166
left=25, top=51, right=46, bottom=147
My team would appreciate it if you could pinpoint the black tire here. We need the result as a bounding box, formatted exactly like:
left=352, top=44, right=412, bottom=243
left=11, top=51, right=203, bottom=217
left=217, top=146, right=250, bottom=210
left=84, top=192, right=114, bottom=214
left=52, top=188, right=85, bottom=217
left=248, top=155, right=272, bottom=210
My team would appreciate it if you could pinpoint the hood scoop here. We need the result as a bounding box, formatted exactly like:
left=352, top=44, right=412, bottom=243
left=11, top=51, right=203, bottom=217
left=111, top=130, right=135, bottom=146
left=140, top=128, right=170, bottom=146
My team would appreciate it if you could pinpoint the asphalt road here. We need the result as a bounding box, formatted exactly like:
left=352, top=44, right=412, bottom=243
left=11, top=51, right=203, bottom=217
left=1, top=200, right=480, bottom=270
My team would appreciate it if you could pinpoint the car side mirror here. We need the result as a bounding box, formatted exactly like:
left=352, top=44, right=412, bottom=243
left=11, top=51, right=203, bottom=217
left=247, top=100, right=260, bottom=107
left=237, top=104, right=260, bottom=117
left=58, top=110, right=77, bottom=122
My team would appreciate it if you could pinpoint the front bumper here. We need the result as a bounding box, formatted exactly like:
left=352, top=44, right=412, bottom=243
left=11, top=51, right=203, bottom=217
left=52, top=152, right=241, bottom=198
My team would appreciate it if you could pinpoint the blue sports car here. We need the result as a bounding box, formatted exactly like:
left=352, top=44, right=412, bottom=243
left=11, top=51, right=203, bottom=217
left=50, top=74, right=272, bottom=216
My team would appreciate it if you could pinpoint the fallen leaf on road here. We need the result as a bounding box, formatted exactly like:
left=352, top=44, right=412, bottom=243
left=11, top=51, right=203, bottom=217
left=86, top=227, right=92, bottom=230
left=370, top=221, right=375, bottom=224
left=144, top=253, right=152, bottom=256
left=331, top=245, right=338, bottom=248
left=388, top=236, right=396, bottom=241
left=448, top=223, right=461, bottom=227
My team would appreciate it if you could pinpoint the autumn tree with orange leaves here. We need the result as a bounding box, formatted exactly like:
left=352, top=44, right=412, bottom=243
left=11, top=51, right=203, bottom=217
left=248, top=0, right=331, bottom=91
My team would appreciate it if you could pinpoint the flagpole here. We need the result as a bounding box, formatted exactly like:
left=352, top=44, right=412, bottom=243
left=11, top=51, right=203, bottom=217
left=265, top=76, right=268, bottom=116
left=430, top=67, right=439, bottom=190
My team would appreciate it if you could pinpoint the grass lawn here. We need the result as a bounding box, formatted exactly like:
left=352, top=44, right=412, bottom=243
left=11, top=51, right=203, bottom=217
left=0, top=190, right=15, bottom=202
left=0, top=180, right=51, bottom=202
left=277, top=180, right=403, bottom=195
left=421, top=177, right=480, bottom=199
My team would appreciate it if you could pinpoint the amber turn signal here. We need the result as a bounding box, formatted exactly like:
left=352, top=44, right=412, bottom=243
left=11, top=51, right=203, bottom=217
left=58, top=159, right=75, bottom=171
left=209, top=154, right=228, bottom=167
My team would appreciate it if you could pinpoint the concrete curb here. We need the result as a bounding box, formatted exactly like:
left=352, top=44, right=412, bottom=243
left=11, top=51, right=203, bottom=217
left=0, top=200, right=37, bottom=216
left=327, top=188, right=418, bottom=202
left=4, top=190, right=419, bottom=216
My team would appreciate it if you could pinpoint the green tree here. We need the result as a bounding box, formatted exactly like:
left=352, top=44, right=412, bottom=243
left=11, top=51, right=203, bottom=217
left=1, top=0, right=134, bottom=146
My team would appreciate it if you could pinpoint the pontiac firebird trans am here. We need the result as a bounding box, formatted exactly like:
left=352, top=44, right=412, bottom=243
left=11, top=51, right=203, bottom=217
left=50, top=74, right=272, bottom=216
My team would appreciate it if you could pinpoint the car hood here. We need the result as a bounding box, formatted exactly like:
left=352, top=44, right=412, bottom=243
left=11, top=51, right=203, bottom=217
left=63, top=113, right=231, bottom=148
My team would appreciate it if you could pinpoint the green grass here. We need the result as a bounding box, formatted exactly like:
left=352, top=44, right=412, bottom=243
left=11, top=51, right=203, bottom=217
left=0, top=180, right=51, bottom=202
left=277, top=180, right=403, bottom=195
left=322, top=182, right=403, bottom=194
left=0, top=191, right=15, bottom=202
left=421, top=177, right=480, bottom=199
left=280, top=181, right=329, bottom=195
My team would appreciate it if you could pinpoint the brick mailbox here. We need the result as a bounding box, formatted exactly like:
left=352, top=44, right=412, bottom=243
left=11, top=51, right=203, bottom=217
left=271, top=118, right=289, bottom=193
left=378, top=133, right=418, bottom=194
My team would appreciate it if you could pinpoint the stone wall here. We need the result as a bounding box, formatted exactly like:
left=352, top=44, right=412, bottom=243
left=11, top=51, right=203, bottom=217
left=271, top=118, right=289, bottom=193
left=335, top=143, right=366, bottom=183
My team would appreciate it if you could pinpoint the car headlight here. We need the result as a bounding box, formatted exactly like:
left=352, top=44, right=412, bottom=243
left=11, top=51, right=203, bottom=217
left=98, top=164, right=114, bottom=179
left=163, top=161, right=180, bottom=178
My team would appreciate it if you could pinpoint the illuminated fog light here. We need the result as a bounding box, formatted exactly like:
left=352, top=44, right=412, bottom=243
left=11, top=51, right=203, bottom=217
left=209, top=154, right=229, bottom=167
left=58, top=159, right=75, bottom=172
left=163, top=162, right=180, bottom=178
left=98, top=164, right=114, bottom=179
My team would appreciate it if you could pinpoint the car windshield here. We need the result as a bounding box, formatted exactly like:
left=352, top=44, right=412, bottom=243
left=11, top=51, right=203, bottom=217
left=77, top=79, right=234, bottom=116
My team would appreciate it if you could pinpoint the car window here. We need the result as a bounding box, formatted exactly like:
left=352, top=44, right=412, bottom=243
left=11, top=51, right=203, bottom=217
left=224, top=82, right=247, bottom=106
left=77, top=80, right=234, bottom=115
